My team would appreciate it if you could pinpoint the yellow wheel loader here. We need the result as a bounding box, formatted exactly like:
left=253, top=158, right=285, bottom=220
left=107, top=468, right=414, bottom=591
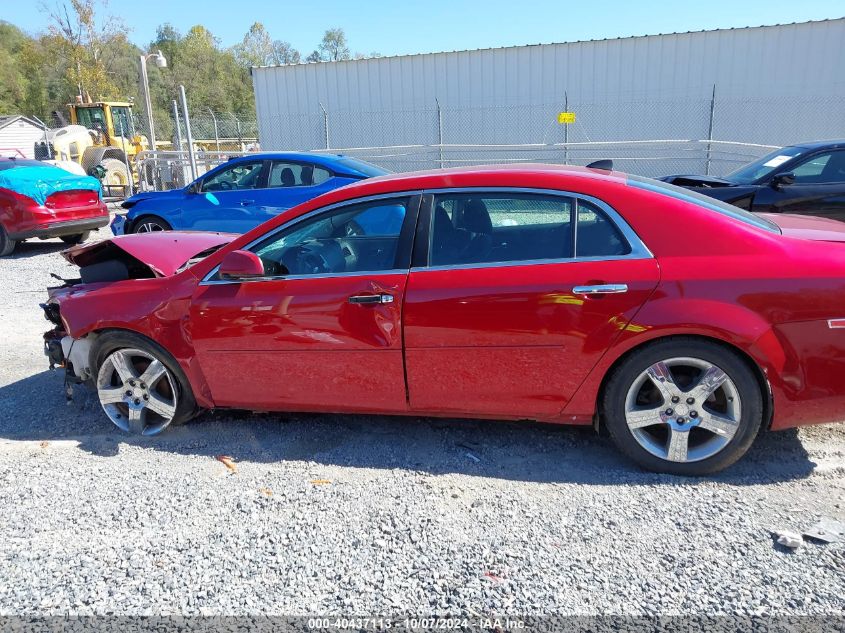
left=35, top=100, right=150, bottom=198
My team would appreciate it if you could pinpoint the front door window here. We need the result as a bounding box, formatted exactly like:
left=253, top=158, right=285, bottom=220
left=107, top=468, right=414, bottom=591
left=201, top=162, right=264, bottom=192
left=249, top=198, right=410, bottom=277
left=790, top=151, right=845, bottom=184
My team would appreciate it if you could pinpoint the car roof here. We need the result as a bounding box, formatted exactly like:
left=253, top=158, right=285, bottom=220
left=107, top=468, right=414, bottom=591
left=786, top=139, right=845, bottom=151
left=226, top=152, right=352, bottom=166
left=224, top=151, right=377, bottom=177
left=314, top=163, right=628, bottom=200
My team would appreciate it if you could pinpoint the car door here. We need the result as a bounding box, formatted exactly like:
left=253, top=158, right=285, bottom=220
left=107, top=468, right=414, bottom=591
left=180, top=160, right=271, bottom=232
left=752, top=150, right=845, bottom=220
left=402, top=190, right=660, bottom=420
left=188, top=194, right=420, bottom=412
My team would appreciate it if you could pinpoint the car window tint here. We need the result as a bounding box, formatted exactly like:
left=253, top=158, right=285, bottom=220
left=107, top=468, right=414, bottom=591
left=429, top=194, right=574, bottom=266
left=251, top=198, right=409, bottom=276
left=575, top=199, right=631, bottom=257
left=791, top=151, right=845, bottom=184
left=202, top=162, right=263, bottom=192
left=268, top=161, right=332, bottom=188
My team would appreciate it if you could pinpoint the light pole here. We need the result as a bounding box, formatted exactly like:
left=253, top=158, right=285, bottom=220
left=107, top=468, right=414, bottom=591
left=139, top=50, right=167, bottom=151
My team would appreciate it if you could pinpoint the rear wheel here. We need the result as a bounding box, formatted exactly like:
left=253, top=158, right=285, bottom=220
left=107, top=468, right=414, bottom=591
left=132, top=215, right=172, bottom=234
left=602, top=338, right=763, bottom=475
left=93, top=331, right=199, bottom=435
left=0, top=224, right=16, bottom=256
left=60, top=231, right=90, bottom=245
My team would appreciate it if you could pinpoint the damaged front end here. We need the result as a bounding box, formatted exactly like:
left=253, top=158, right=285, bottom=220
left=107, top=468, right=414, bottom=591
left=41, top=231, right=234, bottom=395
left=41, top=288, right=99, bottom=400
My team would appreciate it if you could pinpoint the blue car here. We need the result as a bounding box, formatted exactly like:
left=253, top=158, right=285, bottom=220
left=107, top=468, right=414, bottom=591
left=112, top=153, right=389, bottom=235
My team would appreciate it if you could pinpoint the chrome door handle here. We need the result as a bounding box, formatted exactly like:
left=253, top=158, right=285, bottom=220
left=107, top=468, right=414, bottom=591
left=348, top=293, right=394, bottom=305
left=572, top=284, right=628, bottom=295
left=240, top=199, right=255, bottom=206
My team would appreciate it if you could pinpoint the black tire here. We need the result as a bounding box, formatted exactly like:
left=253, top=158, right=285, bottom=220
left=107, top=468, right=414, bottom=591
left=131, top=215, right=172, bottom=234
left=602, top=337, right=763, bottom=475
left=0, top=224, right=17, bottom=256
left=92, top=330, right=200, bottom=430
left=60, top=231, right=90, bottom=245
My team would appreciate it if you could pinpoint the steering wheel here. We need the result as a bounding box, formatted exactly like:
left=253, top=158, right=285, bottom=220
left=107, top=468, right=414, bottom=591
left=217, top=180, right=233, bottom=191
left=280, top=242, right=338, bottom=275
left=344, top=220, right=365, bottom=237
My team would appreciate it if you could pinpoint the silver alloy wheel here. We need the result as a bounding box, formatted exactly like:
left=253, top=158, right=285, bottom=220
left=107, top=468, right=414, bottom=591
left=96, top=348, right=178, bottom=435
left=135, top=221, right=165, bottom=233
left=624, top=357, right=742, bottom=463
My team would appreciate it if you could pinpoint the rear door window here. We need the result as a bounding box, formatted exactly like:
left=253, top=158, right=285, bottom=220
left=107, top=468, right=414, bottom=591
left=268, top=161, right=332, bottom=188
left=429, top=194, right=573, bottom=266
left=428, top=193, right=631, bottom=267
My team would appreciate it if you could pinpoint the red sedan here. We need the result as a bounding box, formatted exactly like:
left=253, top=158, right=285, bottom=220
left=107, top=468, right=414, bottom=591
left=43, top=165, right=845, bottom=475
left=0, top=158, right=109, bottom=255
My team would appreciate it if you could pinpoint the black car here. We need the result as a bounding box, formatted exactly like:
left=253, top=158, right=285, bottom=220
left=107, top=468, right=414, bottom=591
left=662, top=140, right=845, bottom=221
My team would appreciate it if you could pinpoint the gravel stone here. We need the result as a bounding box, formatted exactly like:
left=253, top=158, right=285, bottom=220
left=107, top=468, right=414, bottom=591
left=0, top=222, right=843, bottom=617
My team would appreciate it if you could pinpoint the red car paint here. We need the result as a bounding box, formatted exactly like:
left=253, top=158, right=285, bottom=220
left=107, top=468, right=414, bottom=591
left=50, top=165, right=845, bottom=431
left=1, top=185, right=109, bottom=240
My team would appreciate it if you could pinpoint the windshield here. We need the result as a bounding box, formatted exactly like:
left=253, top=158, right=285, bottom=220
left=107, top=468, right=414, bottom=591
left=627, top=174, right=781, bottom=234
left=726, top=146, right=804, bottom=184
left=335, top=157, right=390, bottom=177
left=75, top=106, right=107, bottom=131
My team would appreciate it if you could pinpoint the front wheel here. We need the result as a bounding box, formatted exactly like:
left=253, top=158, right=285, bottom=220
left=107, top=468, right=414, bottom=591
left=131, top=215, right=172, bottom=234
left=602, top=338, right=763, bottom=475
left=93, top=331, right=199, bottom=435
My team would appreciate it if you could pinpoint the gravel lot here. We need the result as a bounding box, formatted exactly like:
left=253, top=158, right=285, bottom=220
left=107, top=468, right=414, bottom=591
left=1, top=223, right=844, bottom=620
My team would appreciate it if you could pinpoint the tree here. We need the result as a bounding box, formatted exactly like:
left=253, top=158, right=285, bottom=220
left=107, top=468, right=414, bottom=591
left=233, top=22, right=300, bottom=67
left=0, top=22, right=30, bottom=114
left=233, top=22, right=273, bottom=68
left=43, top=0, right=130, bottom=102
left=305, top=50, right=321, bottom=63
left=354, top=51, right=382, bottom=60
left=271, top=41, right=300, bottom=65
left=146, top=23, right=255, bottom=128
left=317, top=28, right=350, bottom=62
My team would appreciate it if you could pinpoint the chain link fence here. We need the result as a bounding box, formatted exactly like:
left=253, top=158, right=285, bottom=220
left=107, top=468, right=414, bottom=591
left=135, top=93, right=844, bottom=191
left=132, top=111, right=259, bottom=153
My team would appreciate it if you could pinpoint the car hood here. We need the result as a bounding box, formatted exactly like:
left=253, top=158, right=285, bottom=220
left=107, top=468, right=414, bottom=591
left=761, top=213, right=845, bottom=243
left=62, top=231, right=236, bottom=277
left=121, top=188, right=185, bottom=209
left=660, top=174, right=736, bottom=188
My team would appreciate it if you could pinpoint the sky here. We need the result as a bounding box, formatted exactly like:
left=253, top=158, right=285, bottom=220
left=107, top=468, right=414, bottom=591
left=6, top=0, right=844, bottom=55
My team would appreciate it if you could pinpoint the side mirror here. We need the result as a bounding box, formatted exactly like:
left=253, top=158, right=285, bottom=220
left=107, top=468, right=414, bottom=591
left=772, top=172, right=796, bottom=189
left=187, top=180, right=201, bottom=194
left=219, top=250, right=265, bottom=280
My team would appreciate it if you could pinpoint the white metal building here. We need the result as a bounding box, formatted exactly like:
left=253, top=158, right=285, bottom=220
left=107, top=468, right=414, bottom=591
left=0, top=115, right=46, bottom=159
left=252, top=19, right=845, bottom=173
